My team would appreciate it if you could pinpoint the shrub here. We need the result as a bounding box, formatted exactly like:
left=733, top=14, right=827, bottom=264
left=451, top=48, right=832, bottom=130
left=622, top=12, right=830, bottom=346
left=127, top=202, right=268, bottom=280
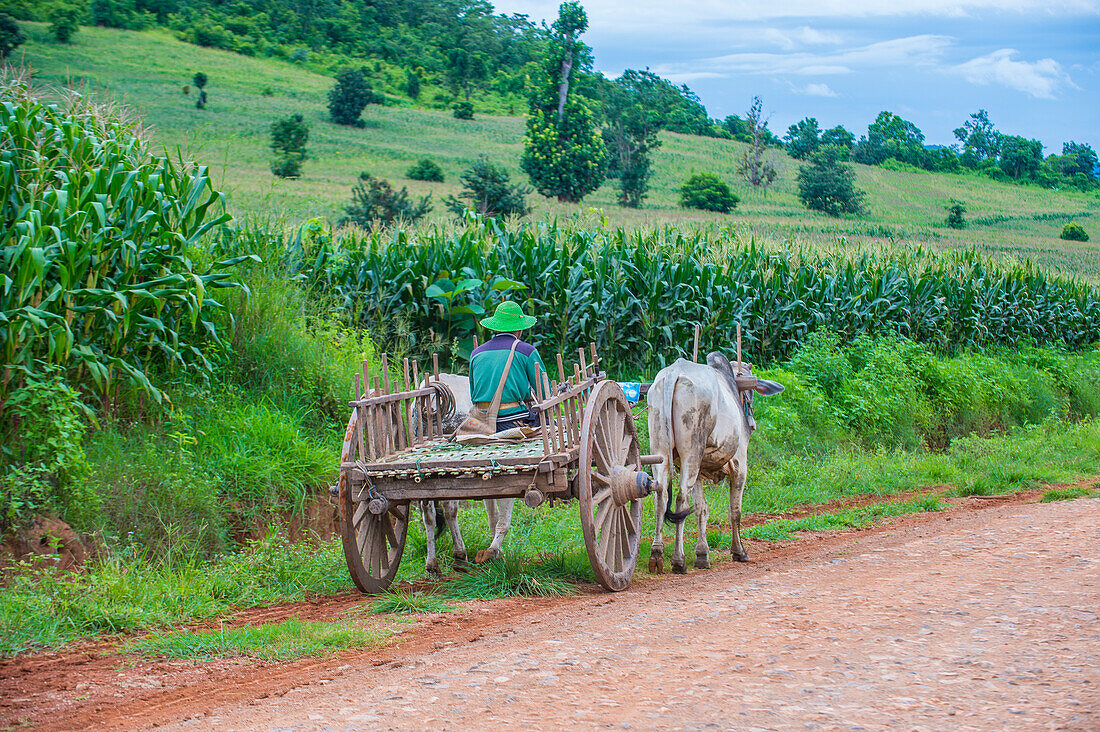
left=405, top=69, right=421, bottom=99
left=0, top=13, right=25, bottom=59
left=328, top=67, right=376, bottom=126
left=945, top=199, right=966, bottom=229
left=342, top=173, right=432, bottom=227
left=48, top=4, right=80, bottom=43
left=406, top=158, right=444, bottom=182
left=797, top=146, right=867, bottom=217
left=269, top=114, right=309, bottom=178
left=443, top=156, right=531, bottom=218
left=1060, top=222, right=1089, bottom=242
left=192, top=71, right=208, bottom=109
left=679, top=172, right=739, bottom=213
left=452, top=101, right=474, bottom=120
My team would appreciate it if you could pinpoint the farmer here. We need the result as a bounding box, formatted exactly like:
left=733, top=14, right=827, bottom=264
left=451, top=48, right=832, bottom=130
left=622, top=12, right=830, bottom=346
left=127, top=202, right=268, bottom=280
left=469, top=300, right=547, bottom=431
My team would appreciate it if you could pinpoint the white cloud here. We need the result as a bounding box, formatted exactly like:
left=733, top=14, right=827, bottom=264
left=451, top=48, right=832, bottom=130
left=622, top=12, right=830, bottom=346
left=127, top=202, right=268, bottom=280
left=799, top=83, right=840, bottom=97
left=953, top=49, right=1076, bottom=98
left=760, top=26, right=844, bottom=51
left=653, top=34, right=953, bottom=79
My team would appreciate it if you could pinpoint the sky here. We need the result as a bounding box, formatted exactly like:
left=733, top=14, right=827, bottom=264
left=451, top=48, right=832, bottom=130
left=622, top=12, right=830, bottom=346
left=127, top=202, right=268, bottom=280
left=494, top=1, right=1099, bottom=152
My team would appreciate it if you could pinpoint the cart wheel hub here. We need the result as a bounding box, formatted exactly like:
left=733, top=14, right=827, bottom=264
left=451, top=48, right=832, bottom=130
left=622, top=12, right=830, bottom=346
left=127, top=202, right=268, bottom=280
left=610, top=466, right=655, bottom=507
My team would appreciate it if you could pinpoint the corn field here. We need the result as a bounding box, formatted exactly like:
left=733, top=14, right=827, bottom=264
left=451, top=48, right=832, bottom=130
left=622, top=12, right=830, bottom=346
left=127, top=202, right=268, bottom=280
left=227, top=218, right=1100, bottom=375
left=0, top=78, right=250, bottom=407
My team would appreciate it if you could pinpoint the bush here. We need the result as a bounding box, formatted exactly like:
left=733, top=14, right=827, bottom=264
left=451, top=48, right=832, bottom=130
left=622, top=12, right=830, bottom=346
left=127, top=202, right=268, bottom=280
left=406, top=158, right=444, bottom=182
left=48, top=4, right=80, bottom=43
left=192, top=71, right=208, bottom=109
left=328, top=67, right=376, bottom=126
left=342, top=173, right=432, bottom=227
left=945, top=199, right=966, bottom=229
left=679, top=172, right=739, bottom=213
left=797, top=146, right=867, bottom=217
left=443, top=156, right=531, bottom=218
left=0, top=13, right=25, bottom=59
left=269, top=114, right=308, bottom=178
left=452, top=101, right=474, bottom=120
left=1060, top=222, right=1089, bottom=242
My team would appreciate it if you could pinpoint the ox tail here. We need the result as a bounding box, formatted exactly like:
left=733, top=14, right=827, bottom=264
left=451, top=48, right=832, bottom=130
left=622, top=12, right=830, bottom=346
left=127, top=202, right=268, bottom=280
left=433, top=501, right=445, bottom=538
left=664, top=487, right=693, bottom=524
left=662, top=374, right=693, bottom=525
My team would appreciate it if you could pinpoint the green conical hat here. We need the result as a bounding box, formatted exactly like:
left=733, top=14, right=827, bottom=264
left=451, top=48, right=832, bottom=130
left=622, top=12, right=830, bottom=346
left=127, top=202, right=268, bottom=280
left=480, top=300, right=536, bottom=332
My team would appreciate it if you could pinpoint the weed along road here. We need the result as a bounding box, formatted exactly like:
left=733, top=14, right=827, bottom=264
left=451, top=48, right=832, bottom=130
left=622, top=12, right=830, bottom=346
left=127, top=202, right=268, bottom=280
left=148, top=496, right=1099, bottom=731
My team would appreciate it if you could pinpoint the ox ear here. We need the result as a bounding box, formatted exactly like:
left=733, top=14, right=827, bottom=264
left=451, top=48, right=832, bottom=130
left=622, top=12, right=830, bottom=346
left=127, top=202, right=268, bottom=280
left=705, top=351, right=735, bottom=376
left=754, top=378, right=784, bottom=396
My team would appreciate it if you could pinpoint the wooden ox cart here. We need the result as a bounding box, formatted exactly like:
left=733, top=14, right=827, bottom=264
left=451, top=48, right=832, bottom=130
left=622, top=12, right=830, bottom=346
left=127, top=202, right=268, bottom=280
left=336, top=345, right=664, bottom=593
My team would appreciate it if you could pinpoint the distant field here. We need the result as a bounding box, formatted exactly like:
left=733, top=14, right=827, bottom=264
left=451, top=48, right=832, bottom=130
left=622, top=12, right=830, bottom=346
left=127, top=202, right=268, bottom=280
left=16, top=23, right=1100, bottom=276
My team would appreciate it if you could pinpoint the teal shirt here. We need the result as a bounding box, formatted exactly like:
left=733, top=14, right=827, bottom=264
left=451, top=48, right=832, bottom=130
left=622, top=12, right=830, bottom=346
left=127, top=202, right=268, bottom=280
left=469, top=334, right=547, bottom=417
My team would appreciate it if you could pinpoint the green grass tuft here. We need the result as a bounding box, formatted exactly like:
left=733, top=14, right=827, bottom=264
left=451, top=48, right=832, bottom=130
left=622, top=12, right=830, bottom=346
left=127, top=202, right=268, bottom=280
left=368, top=591, right=456, bottom=614
left=440, top=553, right=578, bottom=599
left=1040, top=486, right=1098, bottom=502
left=126, top=617, right=388, bottom=660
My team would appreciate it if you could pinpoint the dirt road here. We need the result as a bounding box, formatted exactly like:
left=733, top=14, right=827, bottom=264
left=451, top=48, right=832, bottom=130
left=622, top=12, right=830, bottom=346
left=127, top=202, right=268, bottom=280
left=3, top=494, right=1097, bottom=731
left=156, top=496, right=1097, bottom=731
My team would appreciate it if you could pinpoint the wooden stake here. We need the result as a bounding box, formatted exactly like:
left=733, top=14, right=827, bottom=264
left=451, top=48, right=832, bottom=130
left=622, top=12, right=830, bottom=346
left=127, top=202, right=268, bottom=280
left=556, top=353, right=567, bottom=385
left=551, top=379, right=565, bottom=452
left=432, top=352, right=440, bottom=380
left=590, top=342, right=598, bottom=373
left=535, top=363, right=550, bottom=456
left=354, top=373, right=365, bottom=461
left=380, top=354, right=394, bottom=454
left=578, top=348, right=588, bottom=378
left=412, top=360, right=426, bottom=442
left=736, top=323, right=742, bottom=375
left=362, top=360, right=370, bottom=395
left=402, top=358, right=414, bottom=447
left=693, top=324, right=701, bottom=363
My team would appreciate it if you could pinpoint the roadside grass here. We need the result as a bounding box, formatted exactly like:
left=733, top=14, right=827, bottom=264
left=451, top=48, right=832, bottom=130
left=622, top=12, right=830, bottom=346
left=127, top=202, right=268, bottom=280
left=1040, top=486, right=1098, bottom=502
left=18, top=24, right=1100, bottom=276
left=742, top=495, right=944, bottom=542
left=126, top=617, right=388, bottom=661
left=368, top=591, right=456, bottom=615
left=439, top=552, right=578, bottom=599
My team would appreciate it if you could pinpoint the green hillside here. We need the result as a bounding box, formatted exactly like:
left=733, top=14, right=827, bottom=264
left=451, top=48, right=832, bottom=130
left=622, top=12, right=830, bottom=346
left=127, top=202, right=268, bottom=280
left=17, top=22, right=1100, bottom=275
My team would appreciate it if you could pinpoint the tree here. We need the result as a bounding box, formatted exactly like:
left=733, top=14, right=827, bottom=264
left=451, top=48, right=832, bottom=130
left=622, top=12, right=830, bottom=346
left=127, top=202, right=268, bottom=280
left=407, top=159, right=444, bottom=182
left=49, top=4, right=81, bottom=43
left=997, top=135, right=1043, bottom=180
left=446, top=48, right=488, bottom=103
left=1060, top=142, right=1098, bottom=181
left=328, top=67, right=377, bottom=126
left=520, top=2, right=605, bottom=203
left=192, top=72, right=208, bottom=109
left=821, top=125, right=854, bottom=151
left=601, top=69, right=667, bottom=207
left=443, top=156, right=531, bottom=218
left=945, top=199, right=966, bottom=229
left=405, top=69, right=421, bottom=99
left=735, top=97, right=779, bottom=196
left=343, top=173, right=432, bottom=227
left=784, top=117, right=822, bottom=160
left=679, top=173, right=738, bottom=213
left=797, top=145, right=867, bottom=217
left=452, top=101, right=474, bottom=120
left=954, top=110, right=999, bottom=166
left=269, top=114, right=309, bottom=178
left=854, top=111, right=926, bottom=167
left=0, top=13, right=26, bottom=60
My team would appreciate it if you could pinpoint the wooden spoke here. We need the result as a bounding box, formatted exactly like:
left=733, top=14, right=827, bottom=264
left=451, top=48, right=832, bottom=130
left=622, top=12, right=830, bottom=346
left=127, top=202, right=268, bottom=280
left=591, top=470, right=611, bottom=486
left=621, top=505, right=637, bottom=538
left=353, top=501, right=368, bottom=527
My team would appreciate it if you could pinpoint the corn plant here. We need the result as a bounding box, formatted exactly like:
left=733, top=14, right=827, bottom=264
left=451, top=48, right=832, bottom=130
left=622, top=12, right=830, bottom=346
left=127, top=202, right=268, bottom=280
left=0, top=76, right=250, bottom=408
left=223, top=217, right=1100, bottom=376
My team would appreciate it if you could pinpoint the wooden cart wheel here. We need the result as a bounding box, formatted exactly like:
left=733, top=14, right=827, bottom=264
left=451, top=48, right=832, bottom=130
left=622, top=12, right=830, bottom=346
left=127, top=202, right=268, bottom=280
left=578, top=380, right=644, bottom=591
left=338, top=404, right=408, bottom=594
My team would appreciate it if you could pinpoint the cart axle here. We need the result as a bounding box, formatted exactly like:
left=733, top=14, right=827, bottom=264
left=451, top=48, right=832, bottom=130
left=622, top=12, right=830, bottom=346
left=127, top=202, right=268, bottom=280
left=610, top=467, right=656, bottom=507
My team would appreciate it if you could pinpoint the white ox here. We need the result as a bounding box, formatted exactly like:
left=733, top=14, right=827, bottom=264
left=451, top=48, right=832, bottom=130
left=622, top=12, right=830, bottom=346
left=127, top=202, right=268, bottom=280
left=646, top=352, right=784, bottom=574
left=416, top=374, right=517, bottom=574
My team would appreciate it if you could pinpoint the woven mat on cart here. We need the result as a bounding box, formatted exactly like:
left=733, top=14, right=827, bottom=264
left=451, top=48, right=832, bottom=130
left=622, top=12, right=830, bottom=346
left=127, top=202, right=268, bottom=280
left=361, top=437, right=546, bottom=479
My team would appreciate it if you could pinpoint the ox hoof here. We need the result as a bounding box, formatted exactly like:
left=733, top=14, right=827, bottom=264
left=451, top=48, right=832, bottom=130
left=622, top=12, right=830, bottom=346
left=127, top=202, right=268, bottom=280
left=732, top=550, right=750, bottom=563
left=647, top=554, right=664, bottom=574
left=475, top=548, right=501, bottom=564
left=694, top=554, right=710, bottom=570
left=452, top=553, right=470, bottom=572
left=425, top=560, right=442, bottom=578
left=671, top=560, right=688, bottom=575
